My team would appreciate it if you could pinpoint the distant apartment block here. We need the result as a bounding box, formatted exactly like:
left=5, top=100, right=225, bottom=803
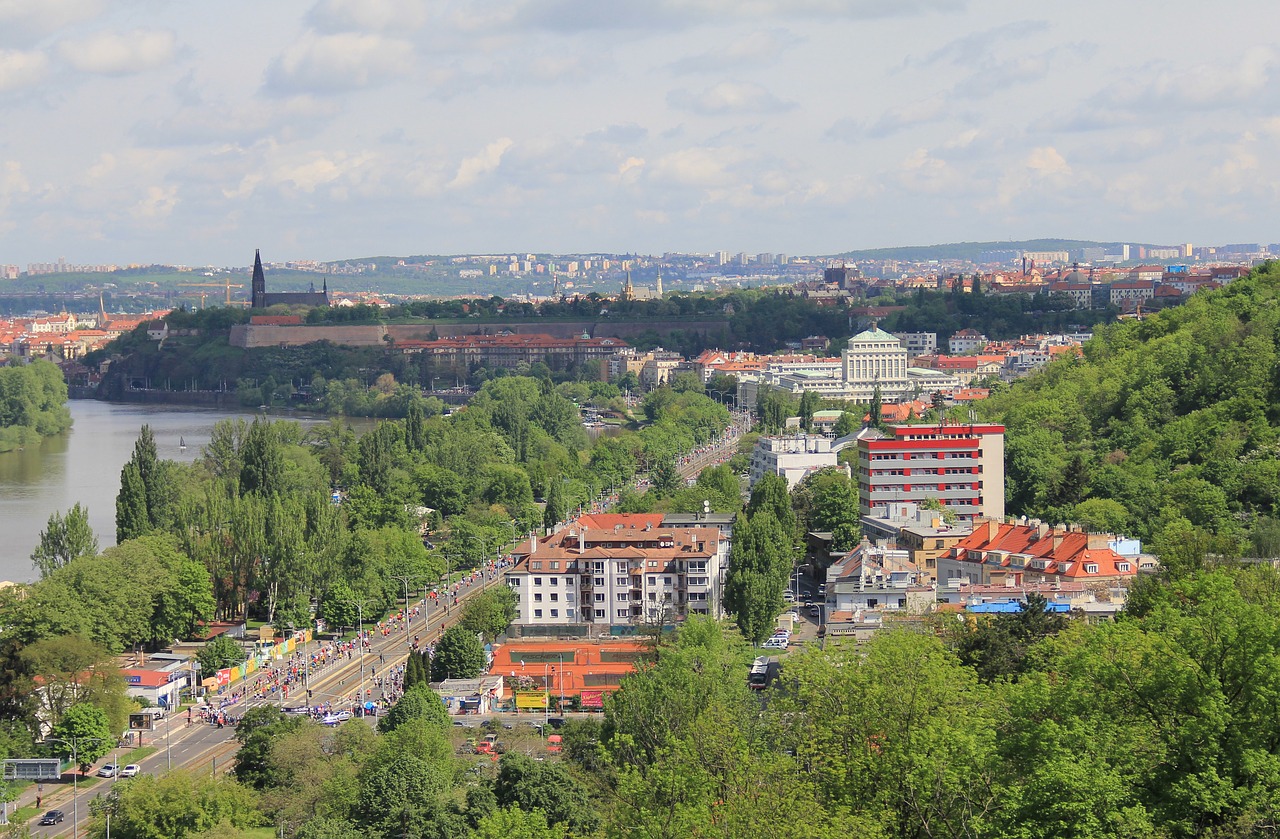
left=856, top=422, right=1005, bottom=523
left=893, top=332, right=937, bottom=358
left=749, top=434, right=851, bottom=490
left=947, top=329, right=988, bottom=354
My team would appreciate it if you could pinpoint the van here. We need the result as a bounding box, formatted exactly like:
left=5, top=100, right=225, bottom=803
left=762, top=637, right=788, bottom=650
left=140, top=707, right=165, bottom=720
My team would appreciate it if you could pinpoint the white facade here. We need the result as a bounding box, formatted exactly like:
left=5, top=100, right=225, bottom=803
left=749, top=434, right=852, bottom=490
left=842, top=327, right=908, bottom=389
left=893, top=332, right=937, bottom=358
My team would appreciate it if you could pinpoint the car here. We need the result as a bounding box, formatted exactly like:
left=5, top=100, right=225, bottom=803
left=817, top=584, right=827, bottom=595
left=783, top=591, right=795, bottom=603
left=39, top=810, right=65, bottom=826
left=321, top=711, right=352, bottom=725
left=808, top=604, right=821, bottom=616
left=120, top=764, right=141, bottom=778
left=98, top=764, right=119, bottom=778
left=762, top=638, right=788, bottom=650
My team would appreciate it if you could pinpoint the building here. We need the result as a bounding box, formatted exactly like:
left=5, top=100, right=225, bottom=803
left=251, top=249, right=330, bottom=309
left=893, top=332, right=937, bottom=358
left=948, top=329, right=989, bottom=354
left=400, top=332, right=625, bottom=372
left=489, top=639, right=650, bottom=711
left=824, top=538, right=934, bottom=615
left=506, top=513, right=728, bottom=628
left=841, top=326, right=908, bottom=392
left=855, top=422, right=1005, bottom=523
left=936, top=518, right=1147, bottom=588
left=859, top=501, right=973, bottom=583
left=749, top=433, right=852, bottom=490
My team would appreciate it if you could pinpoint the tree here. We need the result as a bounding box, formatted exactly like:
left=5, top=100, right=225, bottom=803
left=651, top=457, right=681, bottom=497
left=21, top=635, right=126, bottom=733
left=799, top=390, right=820, bottom=432
left=115, top=461, right=150, bottom=543
left=89, top=770, right=262, bottom=838
left=473, top=806, right=567, bottom=839
left=723, top=510, right=792, bottom=644
left=377, top=683, right=450, bottom=734
left=49, top=703, right=114, bottom=771
left=31, top=503, right=98, bottom=578
left=197, top=635, right=246, bottom=676
left=543, top=478, right=566, bottom=533
left=430, top=626, right=486, bottom=681
left=233, top=706, right=304, bottom=790
left=493, top=753, right=600, bottom=836
left=459, top=586, right=517, bottom=643
left=832, top=410, right=859, bottom=437
left=240, top=418, right=285, bottom=497
left=869, top=383, right=884, bottom=430
left=747, top=472, right=798, bottom=540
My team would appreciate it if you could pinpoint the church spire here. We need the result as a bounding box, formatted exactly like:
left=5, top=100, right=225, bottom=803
left=251, top=249, right=266, bottom=308
left=655, top=266, right=663, bottom=297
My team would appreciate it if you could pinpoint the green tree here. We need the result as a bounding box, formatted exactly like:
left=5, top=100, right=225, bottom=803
left=88, top=769, right=262, bottom=838
left=430, top=626, right=486, bottom=681
left=49, top=703, right=114, bottom=771
left=723, top=510, right=791, bottom=644
left=833, top=410, right=859, bottom=437
left=473, top=806, right=566, bottom=839
left=459, top=586, right=517, bottom=643
left=377, top=683, right=450, bottom=734
left=30, top=503, right=98, bottom=578
left=543, top=478, right=566, bottom=532
left=22, top=635, right=128, bottom=733
left=747, top=472, right=798, bottom=540
left=197, top=635, right=246, bottom=676
left=239, top=418, right=286, bottom=497
left=493, top=752, right=600, bottom=836
left=651, top=457, right=681, bottom=497
left=799, top=389, right=821, bottom=432
left=115, top=461, right=150, bottom=543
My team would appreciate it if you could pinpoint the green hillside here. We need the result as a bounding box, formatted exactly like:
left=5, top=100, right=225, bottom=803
left=980, top=259, right=1280, bottom=560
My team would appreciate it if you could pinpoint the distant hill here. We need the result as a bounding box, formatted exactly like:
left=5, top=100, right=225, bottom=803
left=831, top=239, right=1164, bottom=263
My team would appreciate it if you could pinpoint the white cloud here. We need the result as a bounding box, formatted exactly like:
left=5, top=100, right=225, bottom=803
left=995, top=146, right=1072, bottom=206
left=58, top=29, right=176, bottom=76
left=512, top=0, right=964, bottom=32
left=308, top=0, right=428, bottom=33
left=668, top=81, right=792, bottom=115
left=0, top=48, right=47, bottom=91
left=648, top=147, right=739, bottom=189
left=448, top=138, right=513, bottom=190
left=265, top=32, right=414, bottom=94
left=0, top=0, right=103, bottom=48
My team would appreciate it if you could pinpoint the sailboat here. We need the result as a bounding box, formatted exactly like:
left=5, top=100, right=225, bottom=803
left=179, top=437, right=187, bottom=451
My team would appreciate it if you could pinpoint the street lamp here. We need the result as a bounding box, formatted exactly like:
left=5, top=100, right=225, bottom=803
left=45, top=734, right=109, bottom=839
left=390, top=575, right=426, bottom=650
left=340, top=598, right=376, bottom=714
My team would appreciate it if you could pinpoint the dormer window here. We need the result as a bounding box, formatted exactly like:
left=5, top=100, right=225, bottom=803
left=1084, top=563, right=1099, bottom=574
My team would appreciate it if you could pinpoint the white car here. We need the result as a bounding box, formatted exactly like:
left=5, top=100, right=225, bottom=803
left=97, top=764, right=118, bottom=778
left=120, top=764, right=140, bottom=778
left=783, top=591, right=796, bottom=603
left=762, top=637, right=788, bottom=650
left=322, top=711, right=353, bottom=725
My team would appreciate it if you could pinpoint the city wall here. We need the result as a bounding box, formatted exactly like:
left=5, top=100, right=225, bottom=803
left=229, top=319, right=730, bottom=349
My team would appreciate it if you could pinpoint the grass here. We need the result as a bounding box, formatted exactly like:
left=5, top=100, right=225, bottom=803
left=119, top=745, right=157, bottom=765
left=11, top=805, right=38, bottom=823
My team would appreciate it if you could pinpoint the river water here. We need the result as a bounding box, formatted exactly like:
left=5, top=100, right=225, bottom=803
left=0, top=401, right=342, bottom=583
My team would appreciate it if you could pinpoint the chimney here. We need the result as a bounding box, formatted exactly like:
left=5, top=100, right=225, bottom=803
left=529, top=533, right=536, bottom=554
left=579, top=528, right=586, bottom=552
left=1037, top=522, right=1050, bottom=540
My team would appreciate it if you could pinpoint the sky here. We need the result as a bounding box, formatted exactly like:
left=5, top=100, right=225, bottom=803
left=0, top=0, right=1276, bottom=267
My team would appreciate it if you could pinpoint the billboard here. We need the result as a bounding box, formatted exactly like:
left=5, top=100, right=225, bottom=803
left=128, top=713, right=155, bottom=731
left=514, top=691, right=548, bottom=709
left=579, top=690, right=604, bottom=709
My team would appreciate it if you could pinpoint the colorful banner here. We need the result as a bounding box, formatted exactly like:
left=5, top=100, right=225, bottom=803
left=515, top=691, right=548, bottom=709
left=579, top=689, right=604, bottom=709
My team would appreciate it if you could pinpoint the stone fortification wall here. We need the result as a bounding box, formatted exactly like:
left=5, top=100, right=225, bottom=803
left=230, top=319, right=729, bottom=349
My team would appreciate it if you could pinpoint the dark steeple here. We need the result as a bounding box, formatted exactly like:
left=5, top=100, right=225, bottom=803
left=251, top=249, right=266, bottom=308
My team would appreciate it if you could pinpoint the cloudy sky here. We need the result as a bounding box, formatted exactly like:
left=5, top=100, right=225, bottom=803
left=0, top=0, right=1276, bottom=267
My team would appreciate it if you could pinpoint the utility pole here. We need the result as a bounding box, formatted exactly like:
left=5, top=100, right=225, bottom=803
left=47, top=734, right=108, bottom=839
left=341, top=598, right=376, bottom=715
left=390, top=575, right=424, bottom=650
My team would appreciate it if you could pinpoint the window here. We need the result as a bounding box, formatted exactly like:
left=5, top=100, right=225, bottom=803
left=616, top=577, right=628, bottom=587
left=616, top=593, right=629, bottom=602
left=615, top=562, right=627, bottom=572
left=616, top=609, right=629, bottom=619
left=664, top=576, right=672, bottom=585
left=534, top=593, right=543, bottom=602
left=566, top=609, right=574, bottom=618
left=1085, top=563, right=1099, bottom=574
left=550, top=609, right=558, bottom=618
left=594, top=593, right=604, bottom=602
left=533, top=577, right=542, bottom=586
left=1117, top=562, right=1131, bottom=573
left=648, top=576, right=656, bottom=586
left=595, top=609, right=605, bottom=619
left=565, top=592, right=574, bottom=602
left=549, top=577, right=558, bottom=586
left=531, top=562, right=542, bottom=570
left=534, top=609, right=543, bottom=618
left=550, top=561, right=559, bottom=570
left=595, top=577, right=605, bottom=586
left=550, top=593, right=558, bottom=602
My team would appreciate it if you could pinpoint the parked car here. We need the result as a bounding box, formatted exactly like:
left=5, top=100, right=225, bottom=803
left=322, top=711, right=352, bottom=725
left=39, top=810, right=65, bottom=825
left=762, top=637, right=788, bottom=650
left=98, top=764, right=118, bottom=778
left=121, top=764, right=141, bottom=778
left=783, top=591, right=795, bottom=602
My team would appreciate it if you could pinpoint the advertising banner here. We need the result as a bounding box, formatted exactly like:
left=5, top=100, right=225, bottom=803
left=515, top=691, right=548, bottom=709
left=579, top=689, right=605, bottom=709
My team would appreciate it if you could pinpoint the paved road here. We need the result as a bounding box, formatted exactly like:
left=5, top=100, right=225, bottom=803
left=26, top=571, right=506, bottom=838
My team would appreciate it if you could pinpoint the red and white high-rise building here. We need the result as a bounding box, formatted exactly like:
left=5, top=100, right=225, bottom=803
left=856, top=422, right=1005, bottom=523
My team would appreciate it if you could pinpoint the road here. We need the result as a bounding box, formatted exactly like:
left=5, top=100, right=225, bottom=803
left=26, top=569, right=506, bottom=838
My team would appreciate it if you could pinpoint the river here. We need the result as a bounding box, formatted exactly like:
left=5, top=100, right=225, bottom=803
left=0, top=401, right=348, bottom=584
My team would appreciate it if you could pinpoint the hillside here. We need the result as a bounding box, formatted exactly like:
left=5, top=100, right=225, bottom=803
left=979, top=259, right=1280, bottom=559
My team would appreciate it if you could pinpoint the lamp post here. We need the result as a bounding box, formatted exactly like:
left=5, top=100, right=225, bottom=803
left=390, top=575, right=425, bottom=650
left=46, top=735, right=109, bottom=839
left=340, top=598, right=375, bottom=713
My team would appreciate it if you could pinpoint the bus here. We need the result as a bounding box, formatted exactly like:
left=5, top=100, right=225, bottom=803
left=748, top=656, right=772, bottom=690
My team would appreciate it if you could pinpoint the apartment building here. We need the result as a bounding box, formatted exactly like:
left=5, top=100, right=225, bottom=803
left=936, top=518, right=1147, bottom=587
left=749, top=434, right=851, bottom=490
left=507, top=513, right=727, bottom=628
left=856, top=422, right=1005, bottom=522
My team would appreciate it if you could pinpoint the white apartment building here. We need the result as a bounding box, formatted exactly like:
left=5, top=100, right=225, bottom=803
left=748, top=433, right=852, bottom=490
left=948, top=329, right=988, bottom=354
left=893, top=332, right=937, bottom=358
left=507, top=513, right=728, bottom=628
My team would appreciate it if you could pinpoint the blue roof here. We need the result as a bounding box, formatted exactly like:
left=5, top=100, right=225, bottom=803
left=966, top=601, right=1071, bottom=614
